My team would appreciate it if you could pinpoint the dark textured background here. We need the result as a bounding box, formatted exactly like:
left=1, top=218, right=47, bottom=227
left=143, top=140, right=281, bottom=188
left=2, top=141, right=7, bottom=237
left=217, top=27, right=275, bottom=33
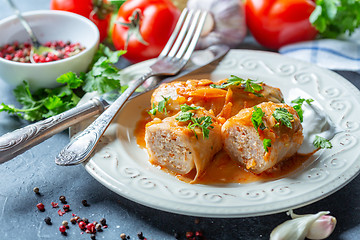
left=1, top=0, right=360, bottom=239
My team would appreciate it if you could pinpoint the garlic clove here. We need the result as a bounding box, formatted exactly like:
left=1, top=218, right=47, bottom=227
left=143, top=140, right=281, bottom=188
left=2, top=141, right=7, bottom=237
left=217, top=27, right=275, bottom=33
left=270, top=211, right=332, bottom=240
left=200, top=13, right=215, bottom=37
left=306, top=215, right=337, bottom=240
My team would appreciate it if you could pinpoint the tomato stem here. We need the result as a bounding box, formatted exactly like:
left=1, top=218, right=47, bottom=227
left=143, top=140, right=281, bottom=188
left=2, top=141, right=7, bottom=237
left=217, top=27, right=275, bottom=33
left=117, top=8, right=149, bottom=49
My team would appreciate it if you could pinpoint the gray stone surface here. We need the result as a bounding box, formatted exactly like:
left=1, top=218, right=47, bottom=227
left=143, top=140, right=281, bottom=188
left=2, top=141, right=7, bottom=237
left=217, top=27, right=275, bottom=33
left=1, top=0, right=360, bottom=239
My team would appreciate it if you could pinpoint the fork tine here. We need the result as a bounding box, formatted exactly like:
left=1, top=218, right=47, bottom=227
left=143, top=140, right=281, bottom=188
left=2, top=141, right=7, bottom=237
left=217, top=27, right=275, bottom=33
left=159, top=8, right=189, bottom=58
left=167, top=9, right=195, bottom=58
left=173, top=9, right=202, bottom=60
left=181, top=11, right=207, bottom=61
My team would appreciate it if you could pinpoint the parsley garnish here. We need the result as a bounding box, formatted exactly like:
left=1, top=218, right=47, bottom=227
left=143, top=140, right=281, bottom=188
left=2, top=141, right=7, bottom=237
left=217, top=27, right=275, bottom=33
left=263, top=139, right=272, bottom=152
left=0, top=44, right=126, bottom=121
left=272, top=108, right=294, bottom=129
left=210, top=75, right=263, bottom=97
left=313, top=135, right=333, bottom=149
left=251, top=106, right=266, bottom=133
left=291, top=97, right=314, bottom=122
left=310, top=0, right=360, bottom=38
left=251, top=106, right=271, bottom=152
left=175, top=104, right=214, bottom=139
left=180, top=104, right=201, bottom=112
left=148, top=96, right=171, bottom=115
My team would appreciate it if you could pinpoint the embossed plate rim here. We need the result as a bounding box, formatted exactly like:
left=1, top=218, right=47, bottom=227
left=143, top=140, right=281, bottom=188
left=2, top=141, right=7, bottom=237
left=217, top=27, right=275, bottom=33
left=71, top=50, right=360, bottom=217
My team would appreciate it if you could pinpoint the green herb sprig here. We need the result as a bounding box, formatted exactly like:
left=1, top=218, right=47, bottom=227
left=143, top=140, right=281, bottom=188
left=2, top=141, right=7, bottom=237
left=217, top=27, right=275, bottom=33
left=310, top=0, right=360, bottom=38
left=210, top=75, right=263, bottom=97
left=148, top=96, right=171, bottom=115
left=313, top=135, right=333, bottom=149
left=0, top=44, right=126, bottom=121
left=272, top=107, right=294, bottom=129
left=251, top=106, right=271, bottom=152
left=291, top=97, right=314, bottom=122
left=175, top=104, right=213, bottom=139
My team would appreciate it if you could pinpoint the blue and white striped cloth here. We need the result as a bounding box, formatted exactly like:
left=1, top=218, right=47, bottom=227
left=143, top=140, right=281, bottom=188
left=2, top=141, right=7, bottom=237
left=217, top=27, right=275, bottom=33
left=279, top=39, right=360, bottom=73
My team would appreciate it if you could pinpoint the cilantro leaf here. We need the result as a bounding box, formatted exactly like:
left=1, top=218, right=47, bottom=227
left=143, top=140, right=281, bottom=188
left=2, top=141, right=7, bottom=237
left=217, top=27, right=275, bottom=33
left=188, top=116, right=214, bottom=139
left=272, top=108, right=294, bottom=129
left=148, top=96, right=171, bottom=116
left=0, top=44, right=125, bottom=121
left=310, top=0, right=360, bottom=38
left=244, top=79, right=263, bottom=97
left=263, top=138, right=272, bottom=152
left=313, top=135, right=333, bottom=149
left=210, top=75, right=263, bottom=97
left=251, top=106, right=266, bottom=133
left=180, top=104, right=201, bottom=112
left=175, top=112, right=194, bottom=122
left=291, top=97, right=314, bottom=122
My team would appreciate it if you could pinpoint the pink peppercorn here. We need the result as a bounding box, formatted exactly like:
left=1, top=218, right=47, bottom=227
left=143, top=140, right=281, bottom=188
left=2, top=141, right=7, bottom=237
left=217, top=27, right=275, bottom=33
left=86, top=223, right=96, bottom=233
left=78, top=221, right=86, bottom=230
left=36, top=203, right=45, bottom=212
left=59, top=225, right=66, bottom=233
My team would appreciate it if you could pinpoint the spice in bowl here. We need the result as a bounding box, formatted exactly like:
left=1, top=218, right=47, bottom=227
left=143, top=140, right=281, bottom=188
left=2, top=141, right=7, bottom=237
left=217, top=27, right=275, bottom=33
left=0, top=40, right=85, bottom=63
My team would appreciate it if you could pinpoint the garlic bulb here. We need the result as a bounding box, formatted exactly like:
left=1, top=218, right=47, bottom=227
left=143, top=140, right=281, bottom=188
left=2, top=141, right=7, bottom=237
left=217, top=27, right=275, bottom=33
left=270, top=210, right=337, bottom=240
left=187, top=0, right=247, bottom=49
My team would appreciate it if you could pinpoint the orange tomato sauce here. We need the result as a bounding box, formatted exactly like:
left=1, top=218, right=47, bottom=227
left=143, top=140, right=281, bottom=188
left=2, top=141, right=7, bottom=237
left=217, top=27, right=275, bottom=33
left=134, top=110, right=314, bottom=184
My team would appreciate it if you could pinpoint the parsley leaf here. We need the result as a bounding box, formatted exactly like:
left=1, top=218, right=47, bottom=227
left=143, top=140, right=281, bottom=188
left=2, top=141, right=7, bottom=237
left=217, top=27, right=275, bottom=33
left=313, top=135, right=333, bottom=149
left=291, top=97, right=314, bottom=122
left=272, top=108, right=294, bottom=129
left=188, top=116, right=214, bottom=139
left=148, top=96, right=171, bottom=115
left=180, top=104, right=201, bottom=112
left=310, top=0, right=360, bottom=38
left=210, top=75, right=263, bottom=97
left=251, top=106, right=266, bottom=133
left=263, top=138, right=272, bottom=152
left=0, top=44, right=125, bottom=121
left=175, top=104, right=214, bottom=139
left=244, top=79, right=264, bottom=97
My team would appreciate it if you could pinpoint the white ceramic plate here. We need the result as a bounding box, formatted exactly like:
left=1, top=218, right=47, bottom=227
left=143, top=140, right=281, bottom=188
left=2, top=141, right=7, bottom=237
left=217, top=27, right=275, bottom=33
left=70, top=50, right=360, bottom=217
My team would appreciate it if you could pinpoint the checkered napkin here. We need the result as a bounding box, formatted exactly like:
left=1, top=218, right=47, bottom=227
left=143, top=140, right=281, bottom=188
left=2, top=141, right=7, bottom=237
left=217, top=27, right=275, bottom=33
left=279, top=38, right=360, bottom=73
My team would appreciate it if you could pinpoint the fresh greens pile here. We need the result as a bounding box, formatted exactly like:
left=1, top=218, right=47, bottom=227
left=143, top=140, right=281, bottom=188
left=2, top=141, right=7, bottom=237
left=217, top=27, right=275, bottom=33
left=0, top=44, right=126, bottom=121
left=310, top=0, right=360, bottom=38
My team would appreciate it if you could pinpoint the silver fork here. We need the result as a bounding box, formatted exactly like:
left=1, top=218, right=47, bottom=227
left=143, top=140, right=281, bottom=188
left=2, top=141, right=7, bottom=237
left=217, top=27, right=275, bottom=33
left=55, top=8, right=208, bottom=166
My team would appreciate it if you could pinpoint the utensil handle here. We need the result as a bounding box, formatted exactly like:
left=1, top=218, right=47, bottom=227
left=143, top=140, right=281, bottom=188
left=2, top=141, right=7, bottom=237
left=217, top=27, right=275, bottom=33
left=0, top=98, right=105, bottom=164
left=55, top=70, right=154, bottom=166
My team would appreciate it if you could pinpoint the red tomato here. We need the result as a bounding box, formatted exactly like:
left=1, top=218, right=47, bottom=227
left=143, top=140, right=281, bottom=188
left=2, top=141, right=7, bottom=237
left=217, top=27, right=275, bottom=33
left=244, top=0, right=318, bottom=50
left=50, top=0, right=111, bottom=42
left=112, top=0, right=180, bottom=63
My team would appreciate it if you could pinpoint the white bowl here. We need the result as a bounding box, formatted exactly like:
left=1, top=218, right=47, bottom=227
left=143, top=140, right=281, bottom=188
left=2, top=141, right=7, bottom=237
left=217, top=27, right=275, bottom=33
left=0, top=10, right=99, bottom=91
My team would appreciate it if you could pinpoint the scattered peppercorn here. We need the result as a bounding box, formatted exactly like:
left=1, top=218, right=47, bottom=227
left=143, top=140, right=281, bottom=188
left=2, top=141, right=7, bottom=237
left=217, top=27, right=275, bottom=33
left=91, top=234, right=96, bottom=240
left=99, top=218, right=106, bottom=226
left=62, top=220, right=68, bottom=227
left=120, top=233, right=127, bottom=240
left=70, top=218, right=77, bottom=224
left=137, top=232, right=145, bottom=240
left=59, top=195, right=67, bottom=204
left=86, top=223, right=96, bottom=233
left=78, top=221, right=86, bottom=230
left=82, top=217, right=89, bottom=224
left=59, top=225, right=66, bottom=233
left=186, top=231, right=194, bottom=238
left=174, top=232, right=180, bottom=239
left=51, top=202, right=59, bottom=208
left=95, top=224, right=102, bottom=231
left=74, top=216, right=80, bottom=221
left=37, top=203, right=45, bottom=212
left=33, top=187, right=40, bottom=194
left=82, top=199, right=89, bottom=206
left=44, top=217, right=52, bottom=225
left=63, top=204, right=70, bottom=212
